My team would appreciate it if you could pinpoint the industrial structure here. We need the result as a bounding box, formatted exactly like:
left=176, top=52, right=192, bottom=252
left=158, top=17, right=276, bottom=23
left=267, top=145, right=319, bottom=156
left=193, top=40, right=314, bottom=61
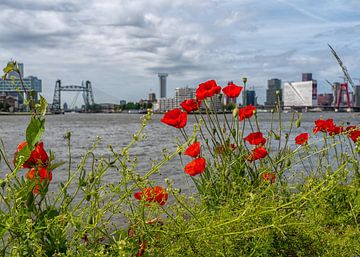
left=328, top=44, right=359, bottom=111
left=52, top=80, right=95, bottom=113
left=158, top=73, right=168, bottom=98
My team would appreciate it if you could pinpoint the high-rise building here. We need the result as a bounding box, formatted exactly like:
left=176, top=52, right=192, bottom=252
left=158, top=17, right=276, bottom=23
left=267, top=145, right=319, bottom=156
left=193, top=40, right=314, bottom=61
left=265, top=78, right=282, bottom=106
left=158, top=73, right=168, bottom=98
left=0, top=63, right=41, bottom=105
left=302, top=73, right=312, bottom=82
left=174, top=87, right=196, bottom=107
left=246, top=89, right=256, bottom=106
left=148, top=93, right=156, bottom=103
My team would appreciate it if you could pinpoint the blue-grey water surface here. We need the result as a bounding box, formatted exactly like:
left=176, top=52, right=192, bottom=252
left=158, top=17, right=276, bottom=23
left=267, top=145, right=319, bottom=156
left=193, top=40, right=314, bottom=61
left=0, top=112, right=359, bottom=192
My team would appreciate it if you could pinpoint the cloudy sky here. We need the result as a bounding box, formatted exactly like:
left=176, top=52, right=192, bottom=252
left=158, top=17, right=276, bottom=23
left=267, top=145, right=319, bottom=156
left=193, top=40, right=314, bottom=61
left=0, top=0, right=359, bottom=104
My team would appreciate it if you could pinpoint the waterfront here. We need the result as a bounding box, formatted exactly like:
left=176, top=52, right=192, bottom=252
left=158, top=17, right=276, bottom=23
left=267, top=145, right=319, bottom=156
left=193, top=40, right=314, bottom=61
left=0, top=112, right=359, bottom=191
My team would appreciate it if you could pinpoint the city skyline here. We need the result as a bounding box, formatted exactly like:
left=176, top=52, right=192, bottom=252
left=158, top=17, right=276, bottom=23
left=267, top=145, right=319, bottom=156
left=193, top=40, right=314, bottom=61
left=0, top=0, right=359, bottom=104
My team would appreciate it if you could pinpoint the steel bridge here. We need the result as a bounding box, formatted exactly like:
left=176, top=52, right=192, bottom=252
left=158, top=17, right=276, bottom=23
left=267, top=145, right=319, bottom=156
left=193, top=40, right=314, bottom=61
left=52, top=80, right=95, bottom=112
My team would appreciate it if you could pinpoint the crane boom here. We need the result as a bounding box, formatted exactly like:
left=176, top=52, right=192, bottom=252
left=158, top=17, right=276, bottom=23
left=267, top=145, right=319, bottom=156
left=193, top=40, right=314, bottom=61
left=328, top=44, right=355, bottom=90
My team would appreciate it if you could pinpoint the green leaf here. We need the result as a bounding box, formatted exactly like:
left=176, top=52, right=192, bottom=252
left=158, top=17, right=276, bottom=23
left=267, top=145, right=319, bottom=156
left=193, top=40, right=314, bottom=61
left=296, top=114, right=302, bottom=128
left=26, top=117, right=45, bottom=147
left=35, top=95, right=48, bottom=116
left=2, top=61, right=16, bottom=79
left=48, top=161, right=65, bottom=171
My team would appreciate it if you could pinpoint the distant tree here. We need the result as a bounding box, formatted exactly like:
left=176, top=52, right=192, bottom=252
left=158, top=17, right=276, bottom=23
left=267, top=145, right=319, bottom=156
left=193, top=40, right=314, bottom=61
left=125, top=102, right=135, bottom=110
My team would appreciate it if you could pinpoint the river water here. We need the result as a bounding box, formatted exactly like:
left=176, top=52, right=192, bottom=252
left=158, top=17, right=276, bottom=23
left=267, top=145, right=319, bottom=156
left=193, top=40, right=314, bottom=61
left=0, top=112, right=359, bottom=192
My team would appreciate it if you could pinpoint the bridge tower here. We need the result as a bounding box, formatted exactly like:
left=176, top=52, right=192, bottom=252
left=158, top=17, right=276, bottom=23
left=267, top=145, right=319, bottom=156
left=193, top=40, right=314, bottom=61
left=51, top=80, right=95, bottom=113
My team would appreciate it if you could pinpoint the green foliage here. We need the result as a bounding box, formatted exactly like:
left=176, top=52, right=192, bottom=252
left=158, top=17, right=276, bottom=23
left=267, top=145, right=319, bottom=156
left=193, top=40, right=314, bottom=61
left=26, top=117, right=45, bottom=147
left=35, top=95, right=48, bottom=116
left=2, top=60, right=16, bottom=80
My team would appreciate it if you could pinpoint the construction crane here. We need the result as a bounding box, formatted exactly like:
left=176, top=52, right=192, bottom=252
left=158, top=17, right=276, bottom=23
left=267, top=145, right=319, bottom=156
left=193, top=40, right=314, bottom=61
left=328, top=44, right=354, bottom=111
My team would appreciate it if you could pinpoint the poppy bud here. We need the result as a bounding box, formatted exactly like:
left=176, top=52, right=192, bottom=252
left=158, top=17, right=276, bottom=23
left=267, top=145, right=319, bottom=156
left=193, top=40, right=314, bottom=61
left=232, top=107, right=238, bottom=118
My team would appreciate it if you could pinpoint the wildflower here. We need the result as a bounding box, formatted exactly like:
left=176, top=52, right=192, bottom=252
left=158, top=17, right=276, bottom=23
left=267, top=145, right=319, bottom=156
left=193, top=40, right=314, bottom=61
left=295, top=132, right=309, bottom=145
left=262, top=172, right=276, bottom=184
left=328, top=126, right=343, bottom=136
left=134, top=186, right=168, bottom=206
left=161, top=108, right=187, bottom=129
left=13, top=141, right=49, bottom=168
left=244, top=132, right=266, bottom=145
left=184, top=142, right=201, bottom=158
left=239, top=105, right=256, bottom=121
left=346, top=125, right=357, bottom=132
left=313, top=119, right=335, bottom=134
left=247, top=147, right=267, bottom=162
left=180, top=99, right=202, bottom=113
left=26, top=166, right=53, bottom=194
left=196, top=80, right=221, bottom=100
left=349, top=129, right=360, bottom=143
left=222, top=82, right=243, bottom=98
left=184, top=157, right=206, bottom=176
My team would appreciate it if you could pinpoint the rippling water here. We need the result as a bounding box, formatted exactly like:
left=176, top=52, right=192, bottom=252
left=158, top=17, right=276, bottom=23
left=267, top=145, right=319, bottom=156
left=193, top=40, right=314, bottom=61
left=0, top=112, right=359, bottom=191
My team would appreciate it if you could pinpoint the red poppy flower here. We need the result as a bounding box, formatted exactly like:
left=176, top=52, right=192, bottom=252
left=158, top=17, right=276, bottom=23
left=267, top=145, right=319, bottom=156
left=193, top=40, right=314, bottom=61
left=295, top=132, right=309, bottom=145
left=184, top=142, right=201, bottom=158
left=184, top=157, right=206, bottom=176
left=262, top=172, right=276, bottom=184
left=26, top=166, right=53, bottom=181
left=349, top=129, right=360, bottom=143
left=222, top=82, right=243, bottom=98
left=196, top=80, right=221, bottom=100
left=244, top=132, right=266, bottom=145
left=180, top=99, right=202, bottom=113
left=328, top=126, right=343, bottom=136
left=313, top=119, right=335, bottom=134
left=247, top=147, right=268, bottom=162
left=13, top=141, right=49, bottom=168
left=161, top=108, right=187, bottom=129
left=346, top=125, right=357, bottom=132
left=26, top=167, right=53, bottom=194
left=345, top=126, right=360, bottom=142
left=134, top=186, right=168, bottom=206
left=239, top=105, right=256, bottom=121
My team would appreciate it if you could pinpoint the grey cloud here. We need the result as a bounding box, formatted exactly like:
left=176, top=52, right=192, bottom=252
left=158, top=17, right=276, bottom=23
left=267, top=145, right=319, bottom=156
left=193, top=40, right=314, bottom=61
left=0, top=0, right=80, bottom=12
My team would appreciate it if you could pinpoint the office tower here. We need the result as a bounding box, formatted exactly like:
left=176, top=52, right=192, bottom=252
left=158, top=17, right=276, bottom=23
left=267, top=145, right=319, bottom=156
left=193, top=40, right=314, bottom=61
left=265, top=79, right=282, bottom=106
left=158, top=73, right=168, bottom=98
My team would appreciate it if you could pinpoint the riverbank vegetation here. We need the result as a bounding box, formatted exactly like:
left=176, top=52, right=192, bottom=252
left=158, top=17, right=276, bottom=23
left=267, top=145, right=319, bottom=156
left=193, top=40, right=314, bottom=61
left=0, top=62, right=359, bottom=256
